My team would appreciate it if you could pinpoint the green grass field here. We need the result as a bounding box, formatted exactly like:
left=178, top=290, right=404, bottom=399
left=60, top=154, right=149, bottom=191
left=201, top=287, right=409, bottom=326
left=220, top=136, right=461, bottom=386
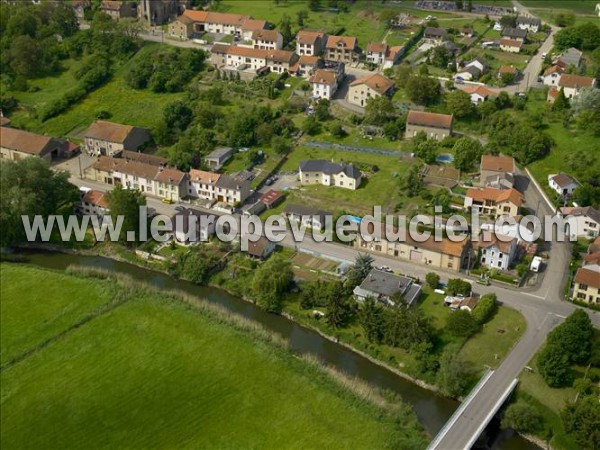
left=0, top=264, right=116, bottom=365
left=520, top=0, right=598, bottom=15
left=7, top=44, right=185, bottom=138
left=1, top=264, right=426, bottom=449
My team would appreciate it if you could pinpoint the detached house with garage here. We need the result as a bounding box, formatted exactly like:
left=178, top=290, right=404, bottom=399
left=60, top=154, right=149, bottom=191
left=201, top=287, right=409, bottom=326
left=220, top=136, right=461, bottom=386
left=353, top=269, right=422, bottom=307
left=348, top=73, right=395, bottom=107
left=299, top=160, right=362, bottom=190
left=325, top=35, right=359, bottom=63
left=423, top=27, right=448, bottom=45
left=406, top=111, right=453, bottom=140
left=84, top=120, right=151, bottom=157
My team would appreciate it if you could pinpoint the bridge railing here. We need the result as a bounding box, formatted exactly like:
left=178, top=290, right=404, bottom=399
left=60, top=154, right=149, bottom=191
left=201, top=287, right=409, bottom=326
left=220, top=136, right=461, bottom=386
left=427, top=368, right=494, bottom=450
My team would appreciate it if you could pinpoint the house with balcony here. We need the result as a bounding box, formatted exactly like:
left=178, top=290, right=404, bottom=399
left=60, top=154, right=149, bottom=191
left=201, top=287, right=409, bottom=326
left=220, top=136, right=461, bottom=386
left=464, top=187, right=523, bottom=217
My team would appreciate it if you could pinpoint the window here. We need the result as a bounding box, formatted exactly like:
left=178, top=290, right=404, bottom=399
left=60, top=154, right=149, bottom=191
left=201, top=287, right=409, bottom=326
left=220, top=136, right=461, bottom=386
left=498, top=261, right=502, bottom=268
left=579, top=284, right=588, bottom=290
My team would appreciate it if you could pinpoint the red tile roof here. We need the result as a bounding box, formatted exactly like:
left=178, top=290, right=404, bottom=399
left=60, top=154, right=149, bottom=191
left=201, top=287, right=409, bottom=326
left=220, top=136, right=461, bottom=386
left=326, top=35, right=357, bottom=49
left=83, top=190, right=109, bottom=208
left=481, top=154, right=515, bottom=173
left=350, top=73, right=395, bottom=94
left=406, top=110, right=453, bottom=129
left=309, top=69, right=337, bottom=86
left=500, top=38, right=523, bottom=48
left=466, top=187, right=523, bottom=207
left=463, top=85, right=498, bottom=98
left=559, top=74, right=595, bottom=89
left=84, top=120, right=136, bottom=143
left=260, top=189, right=283, bottom=207
left=575, top=266, right=600, bottom=289
left=0, top=126, right=55, bottom=156
left=367, top=42, right=387, bottom=53
left=296, top=30, right=325, bottom=45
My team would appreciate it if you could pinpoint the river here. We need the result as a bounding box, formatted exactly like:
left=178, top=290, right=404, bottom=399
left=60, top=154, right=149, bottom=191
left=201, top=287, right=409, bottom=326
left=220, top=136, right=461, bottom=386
left=21, top=252, right=539, bottom=450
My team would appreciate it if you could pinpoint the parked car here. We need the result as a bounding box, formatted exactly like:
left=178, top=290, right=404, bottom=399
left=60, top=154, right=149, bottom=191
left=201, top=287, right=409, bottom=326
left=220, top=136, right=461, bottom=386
left=175, top=206, right=186, bottom=212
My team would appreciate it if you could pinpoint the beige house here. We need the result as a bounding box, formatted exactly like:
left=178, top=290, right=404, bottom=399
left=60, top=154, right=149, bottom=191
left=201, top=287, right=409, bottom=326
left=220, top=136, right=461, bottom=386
left=299, top=160, right=362, bottom=190
left=348, top=73, right=395, bottom=107
left=252, top=29, right=283, bottom=50
left=500, top=38, right=523, bottom=53
left=296, top=30, right=327, bottom=56
left=187, top=169, right=250, bottom=206
left=572, top=264, right=600, bottom=305
left=0, top=126, right=62, bottom=162
left=464, top=187, right=523, bottom=217
left=325, top=35, right=359, bottom=63
left=559, top=206, right=600, bottom=239
left=355, top=223, right=471, bottom=272
left=558, top=74, right=596, bottom=99
left=406, top=110, right=453, bottom=140
left=266, top=50, right=299, bottom=74
left=84, top=120, right=150, bottom=157
left=87, top=156, right=187, bottom=201
left=168, top=10, right=266, bottom=39
left=289, top=55, right=323, bottom=78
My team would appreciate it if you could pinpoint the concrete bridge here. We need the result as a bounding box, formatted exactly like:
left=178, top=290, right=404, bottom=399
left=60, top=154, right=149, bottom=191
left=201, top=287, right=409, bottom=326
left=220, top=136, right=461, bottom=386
left=428, top=369, right=518, bottom=450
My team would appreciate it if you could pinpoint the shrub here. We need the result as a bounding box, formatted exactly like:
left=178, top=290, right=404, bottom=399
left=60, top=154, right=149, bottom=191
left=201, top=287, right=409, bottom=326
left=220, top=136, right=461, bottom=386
left=426, top=272, right=440, bottom=289
left=471, top=294, right=497, bottom=325
left=502, top=402, right=542, bottom=433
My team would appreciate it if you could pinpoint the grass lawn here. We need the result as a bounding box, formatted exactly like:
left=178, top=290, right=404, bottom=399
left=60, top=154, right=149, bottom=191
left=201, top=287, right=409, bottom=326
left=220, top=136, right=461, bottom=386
left=526, top=88, right=600, bottom=188
left=280, top=145, right=423, bottom=215
left=7, top=44, right=185, bottom=138
left=1, top=264, right=426, bottom=449
left=463, top=47, right=530, bottom=71
left=0, top=264, right=116, bottom=365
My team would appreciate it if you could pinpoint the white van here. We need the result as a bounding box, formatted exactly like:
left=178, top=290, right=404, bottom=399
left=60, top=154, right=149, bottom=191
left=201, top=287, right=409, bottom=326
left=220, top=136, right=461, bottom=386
left=530, top=256, right=543, bottom=272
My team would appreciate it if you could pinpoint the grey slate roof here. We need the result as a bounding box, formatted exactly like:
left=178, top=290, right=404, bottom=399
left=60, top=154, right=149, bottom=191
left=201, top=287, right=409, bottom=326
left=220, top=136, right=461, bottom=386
left=355, top=269, right=422, bottom=306
left=299, top=159, right=362, bottom=180
left=558, top=48, right=583, bottom=68
left=206, top=146, right=234, bottom=161
left=501, top=27, right=527, bottom=39
left=516, top=16, right=541, bottom=26
left=424, top=27, right=448, bottom=38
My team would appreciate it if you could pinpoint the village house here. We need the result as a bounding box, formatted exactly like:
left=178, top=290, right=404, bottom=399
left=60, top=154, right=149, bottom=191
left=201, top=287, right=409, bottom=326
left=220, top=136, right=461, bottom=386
left=324, top=35, right=359, bottom=63
left=348, top=73, right=395, bottom=107
left=170, top=208, right=217, bottom=245
left=455, top=57, right=489, bottom=81
left=559, top=206, right=600, bottom=239
left=384, top=45, right=405, bottom=69
left=168, top=10, right=266, bottom=40
left=0, top=126, right=63, bottom=162
left=100, top=0, right=137, bottom=20
left=405, top=110, right=453, bottom=140
left=499, top=38, right=523, bottom=53
left=289, top=55, right=323, bottom=78
left=463, top=85, right=498, bottom=104
left=309, top=69, right=340, bottom=99
left=296, top=30, right=327, bottom=56
left=353, top=269, right=422, bottom=307
left=501, top=27, right=527, bottom=42
left=246, top=236, right=276, bottom=259
left=87, top=156, right=187, bottom=201
left=464, top=187, right=523, bottom=217
left=354, top=223, right=472, bottom=272
left=282, top=204, right=332, bottom=230
left=548, top=173, right=580, bottom=197
left=223, top=46, right=268, bottom=71
left=187, top=169, right=251, bottom=206
left=205, top=147, right=234, bottom=171
left=266, top=50, right=299, bottom=74
left=77, top=188, right=109, bottom=219
left=365, top=42, right=388, bottom=65
left=572, top=264, right=600, bottom=305
left=516, top=16, right=541, bottom=33
left=299, top=160, right=362, bottom=190
left=480, top=154, right=516, bottom=184
left=476, top=230, right=518, bottom=271
left=558, top=74, right=596, bottom=99
left=423, top=27, right=448, bottom=45
left=460, top=27, right=475, bottom=37
left=83, top=120, right=151, bottom=157
left=251, top=29, right=283, bottom=50
left=542, top=65, right=565, bottom=86
left=71, top=0, right=90, bottom=19
left=556, top=47, right=583, bottom=68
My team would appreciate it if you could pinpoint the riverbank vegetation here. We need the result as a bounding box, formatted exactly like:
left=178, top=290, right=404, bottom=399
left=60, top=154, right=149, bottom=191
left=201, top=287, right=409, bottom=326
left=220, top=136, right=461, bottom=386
left=0, top=263, right=428, bottom=449
left=505, top=310, right=600, bottom=450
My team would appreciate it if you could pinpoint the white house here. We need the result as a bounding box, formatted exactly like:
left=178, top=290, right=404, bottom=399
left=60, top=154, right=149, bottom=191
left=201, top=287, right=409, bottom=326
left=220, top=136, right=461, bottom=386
left=366, top=42, right=388, bottom=65
left=251, top=29, right=283, bottom=50
left=282, top=204, right=331, bottom=230
left=499, top=38, right=523, bottom=53
left=477, top=230, right=518, bottom=271
left=559, top=206, right=600, bottom=239
left=463, top=85, right=497, bottom=104
left=548, top=173, right=580, bottom=197
left=296, top=30, right=327, bottom=56
left=516, top=16, right=541, bottom=33
left=170, top=209, right=217, bottom=245
left=187, top=169, right=250, bottom=206
left=559, top=74, right=596, bottom=99
left=542, top=65, right=564, bottom=86
left=309, top=69, right=339, bottom=99
left=78, top=188, right=109, bottom=220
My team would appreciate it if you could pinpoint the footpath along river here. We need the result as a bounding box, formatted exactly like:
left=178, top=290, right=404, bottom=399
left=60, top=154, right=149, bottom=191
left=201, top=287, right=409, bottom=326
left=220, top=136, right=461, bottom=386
left=23, top=252, right=539, bottom=450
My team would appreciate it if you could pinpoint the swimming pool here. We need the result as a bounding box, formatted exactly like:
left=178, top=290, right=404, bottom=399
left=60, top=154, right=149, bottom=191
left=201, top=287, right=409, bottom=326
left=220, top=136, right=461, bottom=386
left=436, top=153, right=454, bottom=164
